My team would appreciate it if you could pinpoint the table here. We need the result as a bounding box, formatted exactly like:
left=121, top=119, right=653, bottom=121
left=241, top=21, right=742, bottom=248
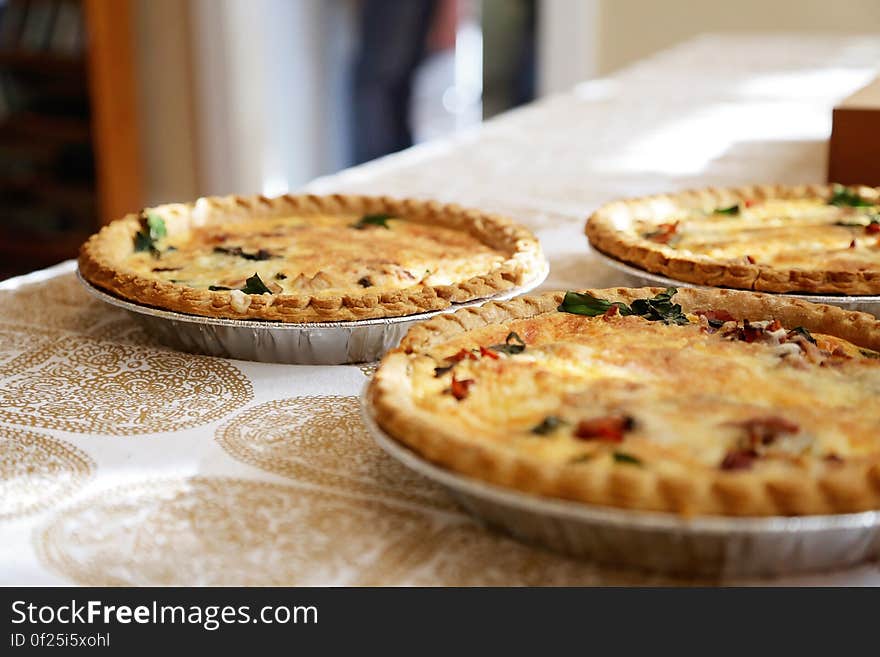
left=3, top=34, right=880, bottom=585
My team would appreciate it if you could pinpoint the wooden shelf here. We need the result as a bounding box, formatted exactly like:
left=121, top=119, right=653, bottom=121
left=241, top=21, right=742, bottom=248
left=0, top=111, right=91, bottom=142
left=0, top=0, right=142, bottom=279
left=2, top=175, right=95, bottom=208
left=0, top=50, right=86, bottom=75
left=0, top=226, right=88, bottom=272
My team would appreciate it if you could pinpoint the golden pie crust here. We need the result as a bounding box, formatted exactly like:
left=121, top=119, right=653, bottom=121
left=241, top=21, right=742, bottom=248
left=586, top=183, right=880, bottom=295
left=369, top=287, right=880, bottom=517
left=79, top=194, right=545, bottom=322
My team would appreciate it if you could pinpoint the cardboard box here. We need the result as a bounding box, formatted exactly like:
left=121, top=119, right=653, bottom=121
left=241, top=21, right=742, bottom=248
left=828, top=77, right=880, bottom=186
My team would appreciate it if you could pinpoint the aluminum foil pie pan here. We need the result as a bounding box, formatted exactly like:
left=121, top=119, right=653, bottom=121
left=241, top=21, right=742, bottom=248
left=593, top=250, right=880, bottom=318
left=361, top=389, right=880, bottom=578
left=77, top=264, right=548, bottom=365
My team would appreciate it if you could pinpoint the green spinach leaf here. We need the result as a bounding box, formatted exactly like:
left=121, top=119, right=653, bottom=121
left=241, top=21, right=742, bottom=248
left=559, top=288, right=688, bottom=325
left=489, top=332, right=527, bottom=355
left=829, top=184, right=874, bottom=207
left=613, top=451, right=642, bottom=466
left=557, top=291, right=633, bottom=317
left=531, top=416, right=566, bottom=435
left=351, top=213, right=392, bottom=230
left=239, top=273, right=273, bottom=295
left=134, top=211, right=167, bottom=256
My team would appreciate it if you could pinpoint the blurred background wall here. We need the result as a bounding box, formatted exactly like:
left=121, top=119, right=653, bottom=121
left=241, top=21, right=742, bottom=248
left=597, top=0, right=880, bottom=75
left=149, top=0, right=880, bottom=207
left=133, top=0, right=199, bottom=205
left=1, top=0, right=878, bottom=277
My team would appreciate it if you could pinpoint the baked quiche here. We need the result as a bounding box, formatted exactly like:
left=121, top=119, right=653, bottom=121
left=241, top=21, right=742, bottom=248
left=586, top=184, right=880, bottom=295
left=369, top=287, right=880, bottom=517
left=79, top=194, right=545, bottom=322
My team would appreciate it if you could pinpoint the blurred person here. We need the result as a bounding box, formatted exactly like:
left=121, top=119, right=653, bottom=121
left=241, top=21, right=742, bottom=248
left=351, top=0, right=439, bottom=165
left=350, top=0, right=536, bottom=165
left=482, top=0, right=536, bottom=119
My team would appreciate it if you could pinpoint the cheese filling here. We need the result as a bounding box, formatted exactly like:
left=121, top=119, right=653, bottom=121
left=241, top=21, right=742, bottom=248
left=412, top=311, right=880, bottom=473
left=633, top=198, right=880, bottom=272
left=124, top=214, right=507, bottom=296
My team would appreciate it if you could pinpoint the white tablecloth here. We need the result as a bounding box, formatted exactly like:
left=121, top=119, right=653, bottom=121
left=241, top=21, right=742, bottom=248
left=2, top=34, right=879, bottom=585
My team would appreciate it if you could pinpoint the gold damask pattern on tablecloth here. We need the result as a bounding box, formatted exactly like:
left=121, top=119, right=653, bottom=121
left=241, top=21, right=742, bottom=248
left=86, top=318, right=155, bottom=346
left=35, top=476, right=683, bottom=586
left=0, top=324, right=62, bottom=377
left=35, top=477, right=435, bottom=586
left=0, top=273, right=111, bottom=333
left=0, top=334, right=253, bottom=434
left=0, top=426, right=94, bottom=520
left=0, top=274, right=253, bottom=435
left=216, top=396, right=456, bottom=511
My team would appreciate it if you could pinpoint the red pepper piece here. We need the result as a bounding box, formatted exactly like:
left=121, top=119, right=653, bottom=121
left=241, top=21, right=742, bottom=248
left=734, top=416, right=799, bottom=447
left=479, top=346, right=499, bottom=360
left=646, top=222, right=679, bottom=244
left=720, top=449, right=757, bottom=471
left=739, top=320, right=763, bottom=343
left=449, top=375, right=474, bottom=400
left=602, top=305, right=620, bottom=320
left=447, top=348, right=477, bottom=363
left=574, top=415, right=634, bottom=442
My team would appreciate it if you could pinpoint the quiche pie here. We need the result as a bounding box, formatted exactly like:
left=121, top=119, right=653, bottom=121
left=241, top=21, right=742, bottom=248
left=79, top=194, right=545, bottom=322
left=369, top=286, right=880, bottom=517
left=586, top=183, right=880, bottom=295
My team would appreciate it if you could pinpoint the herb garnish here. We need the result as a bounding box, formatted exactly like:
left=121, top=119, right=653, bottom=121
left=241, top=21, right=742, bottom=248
left=351, top=213, right=392, bottom=230
left=531, top=416, right=566, bottom=435
left=134, top=211, right=167, bottom=257
left=859, top=348, right=880, bottom=360
left=275, top=272, right=287, bottom=280
left=787, top=326, right=817, bottom=345
left=714, top=204, right=740, bottom=215
left=558, top=288, right=689, bottom=325
left=211, top=274, right=273, bottom=295
left=613, top=451, right=642, bottom=466
left=213, top=246, right=274, bottom=261
left=433, top=365, right=454, bottom=377
left=358, top=276, right=373, bottom=288
left=489, top=332, right=526, bottom=355
left=628, top=288, right=689, bottom=325
left=240, top=273, right=273, bottom=295
left=829, top=184, right=874, bottom=207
